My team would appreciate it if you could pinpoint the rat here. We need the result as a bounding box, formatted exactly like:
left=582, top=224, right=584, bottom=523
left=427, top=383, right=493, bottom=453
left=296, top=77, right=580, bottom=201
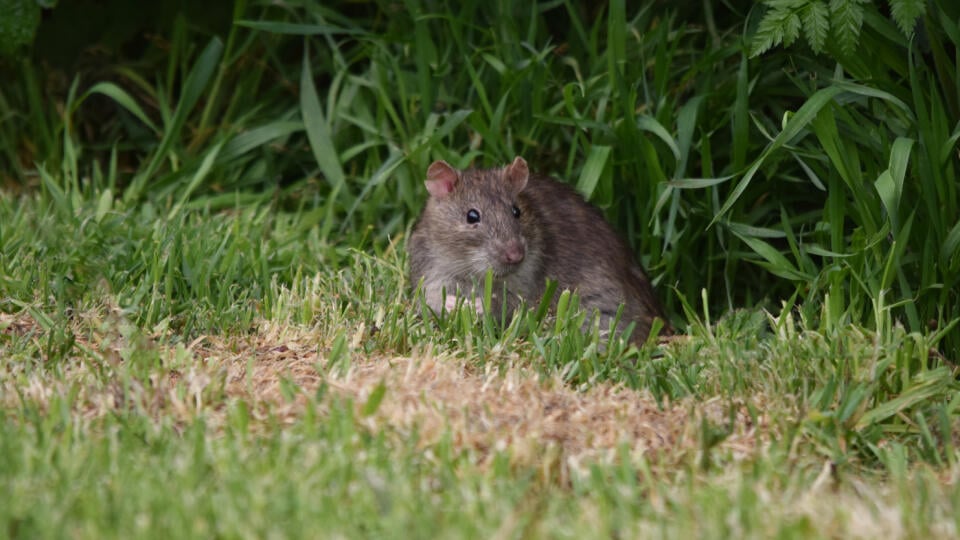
left=407, top=156, right=671, bottom=344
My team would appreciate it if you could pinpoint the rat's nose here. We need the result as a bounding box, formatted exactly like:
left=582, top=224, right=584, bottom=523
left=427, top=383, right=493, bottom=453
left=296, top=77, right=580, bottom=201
left=501, top=240, right=525, bottom=264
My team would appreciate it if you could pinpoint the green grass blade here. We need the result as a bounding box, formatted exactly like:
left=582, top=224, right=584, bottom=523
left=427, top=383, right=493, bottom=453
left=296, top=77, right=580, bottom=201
left=711, top=85, right=845, bottom=226
left=234, top=21, right=365, bottom=36
left=167, top=141, right=224, bottom=221
left=125, top=37, right=224, bottom=202
left=83, top=82, right=160, bottom=134
left=219, top=121, right=304, bottom=163
left=300, top=45, right=345, bottom=190
left=575, top=144, right=611, bottom=199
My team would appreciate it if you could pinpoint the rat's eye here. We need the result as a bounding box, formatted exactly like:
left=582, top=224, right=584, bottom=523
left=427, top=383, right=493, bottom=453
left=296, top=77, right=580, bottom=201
left=466, top=209, right=481, bottom=224
left=511, top=205, right=521, bottom=218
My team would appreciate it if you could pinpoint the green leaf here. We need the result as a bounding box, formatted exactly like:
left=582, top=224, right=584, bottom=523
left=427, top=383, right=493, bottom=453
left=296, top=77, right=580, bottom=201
left=726, top=221, right=788, bottom=239
left=831, top=80, right=914, bottom=118
left=889, top=0, right=926, bottom=36
left=782, top=13, right=802, bottom=47
left=802, top=1, right=830, bottom=53
left=830, top=0, right=865, bottom=56
left=873, top=137, right=914, bottom=233
left=734, top=232, right=811, bottom=281
left=943, top=220, right=960, bottom=266
left=361, top=381, right=387, bottom=417
left=607, top=0, right=626, bottom=78
left=0, top=0, right=41, bottom=59
left=426, top=109, right=473, bottom=147
left=84, top=82, right=160, bottom=134
left=576, top=145, right=611, bottom=199
left=37, top=165, right=70, bottom=216
left=125, top=37, right=223, bottom=202
left=750, top=0, right=812, bottom=56
left=325, top=333, right=350, bottom=372
left=167, top=141, right=223, bottom=221
left=219, top=121, right=304, bottom=163
left=675, top=96, right=704, bottom=178
left=234, top=21, right=365, bottom=36
left=636, top=116, right=680, bottom=163
left=555, top=289, right=572, bottom=334
left=856, top=368, right=953, bottom=429
left=732, top=55, right=749, bottom=169
left=751, top=5, right=787, bottom=57
left=874, top=170, right=897, bottom=222
left=301, top=46, right=345, bottom=190
left=712, top=85, right=844, bottom=225
left=94, top=189, right=113, bottom=224
left=667, top=176, right=734, bottom=189
left=805, top=244, right=856, bottom=258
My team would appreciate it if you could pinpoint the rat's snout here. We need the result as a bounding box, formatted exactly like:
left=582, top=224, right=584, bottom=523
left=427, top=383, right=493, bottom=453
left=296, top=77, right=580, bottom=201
left=500, top=240, right=526, bottom=265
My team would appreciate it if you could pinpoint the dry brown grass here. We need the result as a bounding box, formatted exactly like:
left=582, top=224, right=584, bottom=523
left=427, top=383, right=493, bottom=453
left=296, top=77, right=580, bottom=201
left=7, top=310, right=960, bottom=538
left=1, top=310, right=768, bottom=477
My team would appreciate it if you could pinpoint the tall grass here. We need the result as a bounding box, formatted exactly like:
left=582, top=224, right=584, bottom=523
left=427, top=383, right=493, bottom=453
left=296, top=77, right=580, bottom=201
left=26, top=1, right=952, bottom=348
left=3, top=2, right=953, bottom=346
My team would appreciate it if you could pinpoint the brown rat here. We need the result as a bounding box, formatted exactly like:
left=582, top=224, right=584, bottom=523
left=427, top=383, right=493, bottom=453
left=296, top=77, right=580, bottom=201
left=407, top=156, right=671, bottom=344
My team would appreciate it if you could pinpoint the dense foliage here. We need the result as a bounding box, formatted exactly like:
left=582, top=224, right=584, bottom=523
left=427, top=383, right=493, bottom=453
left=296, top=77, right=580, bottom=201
left=2, top=0, right=957, bottom=356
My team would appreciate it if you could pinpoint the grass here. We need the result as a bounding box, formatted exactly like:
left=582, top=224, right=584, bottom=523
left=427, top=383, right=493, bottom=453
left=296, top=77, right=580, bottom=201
left=2, top=0, right=960, bottom=537
left=2, top=189, right=959, bottom=538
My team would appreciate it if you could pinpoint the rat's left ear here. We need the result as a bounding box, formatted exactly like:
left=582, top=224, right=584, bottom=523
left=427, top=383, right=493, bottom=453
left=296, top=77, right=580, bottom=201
left=504, top=156, right=529, bottom=193
left=425, top=160, right=458, bottom=198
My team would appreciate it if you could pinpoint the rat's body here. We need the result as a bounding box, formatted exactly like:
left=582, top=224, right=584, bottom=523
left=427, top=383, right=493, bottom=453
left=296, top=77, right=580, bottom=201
left=407, top=157, right=670, bottom=344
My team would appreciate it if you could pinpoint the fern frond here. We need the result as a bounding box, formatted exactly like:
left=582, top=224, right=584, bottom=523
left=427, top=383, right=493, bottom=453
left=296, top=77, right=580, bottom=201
left=890, top=0, right=927, bottom=36
left=750, top=0, right=808, bottom=57
left=801, top=1, right=830, bottom=54
left=829, top=0, right=867, bottom=56
left=782, top=12, right=803, bottom=48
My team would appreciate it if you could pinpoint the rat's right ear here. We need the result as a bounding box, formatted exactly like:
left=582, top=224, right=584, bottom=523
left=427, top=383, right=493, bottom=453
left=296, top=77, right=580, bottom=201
left=504, top=156, right=529, bottom=193
left=425, top=160, right=458, bottom=198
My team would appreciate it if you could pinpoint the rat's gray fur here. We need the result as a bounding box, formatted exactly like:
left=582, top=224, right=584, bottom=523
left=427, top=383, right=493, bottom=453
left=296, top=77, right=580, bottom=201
left=408, top=157, right=670, bottom=344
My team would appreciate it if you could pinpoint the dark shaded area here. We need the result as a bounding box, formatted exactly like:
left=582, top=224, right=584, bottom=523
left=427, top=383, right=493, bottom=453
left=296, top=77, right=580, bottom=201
left=34, top=0, right=234, bottom=68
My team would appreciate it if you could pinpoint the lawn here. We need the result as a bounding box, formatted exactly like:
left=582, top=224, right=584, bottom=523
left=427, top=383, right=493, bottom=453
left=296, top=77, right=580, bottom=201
left=1, top=1, right=959, bottom=538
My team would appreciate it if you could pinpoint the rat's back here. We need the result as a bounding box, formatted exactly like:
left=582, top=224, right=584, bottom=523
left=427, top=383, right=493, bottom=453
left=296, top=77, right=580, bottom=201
left=518, top=173, right=670, bottom=341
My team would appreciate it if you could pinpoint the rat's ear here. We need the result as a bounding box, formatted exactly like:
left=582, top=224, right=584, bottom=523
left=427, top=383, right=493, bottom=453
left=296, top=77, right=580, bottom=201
left=425, top=160, right=458, bottom=198
left=504, top=156, right=529, bottom=193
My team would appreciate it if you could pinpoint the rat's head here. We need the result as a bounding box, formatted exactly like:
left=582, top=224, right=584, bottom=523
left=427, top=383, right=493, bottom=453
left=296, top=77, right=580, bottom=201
left=421, top=156, right=531, bottom=278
